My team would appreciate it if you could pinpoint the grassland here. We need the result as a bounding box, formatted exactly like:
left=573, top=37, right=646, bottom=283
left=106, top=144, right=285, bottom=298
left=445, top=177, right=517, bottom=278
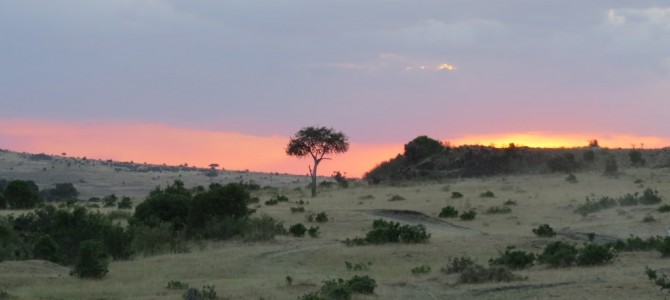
left=1, top=150, right=670, bottom=299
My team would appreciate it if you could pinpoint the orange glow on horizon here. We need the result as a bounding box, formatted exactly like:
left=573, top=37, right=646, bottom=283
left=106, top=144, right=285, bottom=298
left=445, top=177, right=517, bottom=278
left=0, top=120, right=401, bottom=178
left=1, top=120, right=668, bottom=179
left=450, top=132, right=670, bottom=149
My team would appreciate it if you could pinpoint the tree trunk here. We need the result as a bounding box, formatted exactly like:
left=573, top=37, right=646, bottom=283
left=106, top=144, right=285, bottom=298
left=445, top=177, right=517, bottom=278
left=311, top=159, right=319, bottom=197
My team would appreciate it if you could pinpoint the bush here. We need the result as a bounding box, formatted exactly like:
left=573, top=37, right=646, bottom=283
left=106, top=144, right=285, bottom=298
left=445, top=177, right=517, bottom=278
left=388, top=194, right=405, bottom=201
left=565, top=173, right=578, bottom=183
left=357, top=219, right=430, bottom=245
left=489, top=246, right=535, bottom=269
left=618, top=193, right=638, bottom=206
left=103, top=194, right=118, bottom=207
left=0, top=192, right=5, bottom=209
left=188, top=183, right=252, bottom=229
left=315, top=212, right=329, bottom=223
left=33, top=234, right=63, bottom=263
left=460, top=210, right=476, bottom=221
left=583, top=150, right=595, bottom=163
left=576, top=243, right=615, bottom=266
left=320, top=279, right=352, bottom=300
left=574, top=196, right=617, bottom=216
left=183, top=285, right=217, bottom=300
left=117, top=197, right=133, bottom=209
left=290, top=207, right=305, bottom=213
left=503, top=199, right=517, bottom=206
left=5, top=180, right=40, bottom=209
left=46, top=183, right=79, bottom=201
left=485, top=206, right=511, bottom=214
left=532, top=224, right=556, bottom=237
left=411, top=264, right=431, bottom=275
left=166, top=280, right=189, bottom=290
left=344, top=261, right=371, bottom=271
left=289, top=223, right=307, bottom=237
left=604, top=156, right=618, bottom=176
left=347, top=275, right=376, bottom=294
left=537, top=241, right=577, bottom=267
left=629, top=150, right=645, bottom=167
left=646, top=266, right=670, bottom=293
left=308, top=226, right=320, bottom=238
left=658, top=205, right=670, bottom=212
left=451, top=192, right=463, bottom=199
left=639, top=188, right=662, bottom=205
left=547, top=153, right=579, bottom=173
left=133, top=191, right=190, bottom=230
left=643, top=215, right=656, bottom=223
left=441, top=256, right=477, bottom=274
left=607, top=235, right=662, bottom=252
left=264, top=199, right=278, bottom=206
left=439, top=206, right=459, bottom=218
left=243, top=215, right=286, bottom=242
left=480, top=191, right=495, bottom=198
left=459, top=266, right=521, bottom=284
left=404, top=135, right=444, bottom=164
left=70, top=240, right=109, bottom=279
left=130, top=224, right=189, bottom=256
left=358, top=195, right=375, bottom=200
left=658, top=237, right=670, bottom=257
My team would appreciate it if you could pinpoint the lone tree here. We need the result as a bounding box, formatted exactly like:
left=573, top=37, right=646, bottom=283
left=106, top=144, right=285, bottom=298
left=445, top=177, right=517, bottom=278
left=286, top=126, right=349, bottom=197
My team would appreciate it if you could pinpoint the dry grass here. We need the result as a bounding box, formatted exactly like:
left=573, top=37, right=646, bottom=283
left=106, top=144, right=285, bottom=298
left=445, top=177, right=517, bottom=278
left=1, top=151, right=670, bottom=299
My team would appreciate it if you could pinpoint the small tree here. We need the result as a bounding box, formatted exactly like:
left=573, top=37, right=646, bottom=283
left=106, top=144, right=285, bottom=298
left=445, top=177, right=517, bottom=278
left=286, top=126, right=349, bottom=197
left=70, top=240, right=109, bottom=279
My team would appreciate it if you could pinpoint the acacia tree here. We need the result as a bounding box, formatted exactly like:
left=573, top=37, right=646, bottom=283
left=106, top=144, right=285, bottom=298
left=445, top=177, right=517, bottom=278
left=286, top=126, right=349, bottom=197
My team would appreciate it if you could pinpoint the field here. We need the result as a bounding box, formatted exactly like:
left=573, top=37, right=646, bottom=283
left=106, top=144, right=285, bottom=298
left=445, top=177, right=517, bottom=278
left=2, top=150, right=670, bottom=299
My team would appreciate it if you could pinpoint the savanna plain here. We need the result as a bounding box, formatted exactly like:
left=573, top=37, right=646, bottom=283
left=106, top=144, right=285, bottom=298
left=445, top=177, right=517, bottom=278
left=1, top=150, right=670, bottom=299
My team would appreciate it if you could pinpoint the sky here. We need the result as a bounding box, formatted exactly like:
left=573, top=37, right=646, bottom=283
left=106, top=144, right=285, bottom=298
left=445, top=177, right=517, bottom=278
left=1, top=1, right=669, bottom=177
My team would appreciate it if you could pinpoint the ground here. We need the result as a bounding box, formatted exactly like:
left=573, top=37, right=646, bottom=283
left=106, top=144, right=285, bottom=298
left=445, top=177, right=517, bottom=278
left=1, top=150, right=670, bottom=299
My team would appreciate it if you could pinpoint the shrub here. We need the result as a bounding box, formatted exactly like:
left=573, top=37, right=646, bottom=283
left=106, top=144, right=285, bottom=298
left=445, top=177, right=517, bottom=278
left=291, top=207, right=305, bottom=213
left=604, top=157, right=618, bottom=176
left=439, top=206, right=459, bottom=218
left=411, top=264, right=431, bottom=275
left=576, top=243, right=615, bottom=266
left=629, top=150, right=645, bottom=167
left=658, top=237, right=670, bottom=257
left=264, top=199, right=278, bottom=206
left=480, top=191, right=495, bottom=198
left=347, top=275, right=376, bottom=294
left=537, top=241, right=577, bottom=267
left=33, top=234, right=62, bottom=263
left=643, top=215, right=656, bottom=223
left=320, top=279, right=352, bottom=300
left=404, top=135, right=444, bottom=163
left=503, top=199, right=517, bottom=206
left=460, top=210, right=477, bottom=221
left=5, top=180, right=41, bottom=209
left=388, top=194, right=405, bottom=201
left=188, top=183, right=252, bottom=229
left=532, top=224, right=556, bottom=238
left=132, top=186, right=190, bottom=230
left=659, top=205, right=670, bottom=212
left=243, top=215, right=286, bottom=242
left=183, top=285, right=217, bottom=300
left=574, top=196, right=617, bottom=216
left=308, top=226, right=320, bottom=238
left=342, top=237, right=366, bottom=246
left=315, top=212, right=329, bottom=223
left=117, top=197, right=133, bottom=209
left=489, top=246, right=535, bottom=269
left=46, top=183, right=79, bottom=201
left=358, top=195, right=375, bottom=200
left=565, top=173, right=578, bottom=183
left=345, top=261, right=371, bottom=271
left=103, top=194, right=118, bottom=207
left=442, top=256, right=477, bottom=274
left=166, top=280, right=189, bottom=290
left=639, top=188, right=662, bottom=205
left=70, top=240, right=109, bottom=279
left=485, top=206, right=511, bottom=214
left=618, top=193, right=638, bottom=206
left=547, top=153, right=579, bottom=173
left=274, top=194, right=289, bottom=202
left=451, top=192, right=463, bottom=199
left=607, top=235, right=662, bottom=252
left=0, top=192, right=5, bottom=209
left=646, top=266, right=670, bottom=293
left=289, top=223, right=307, bottom=237
left=359, top=219, right=430, bottom=245
left=130, top=224, right=189, bottom=256
left=583, top=149, right=595, bottom=163
left=459, top=266, right=521, bottom=284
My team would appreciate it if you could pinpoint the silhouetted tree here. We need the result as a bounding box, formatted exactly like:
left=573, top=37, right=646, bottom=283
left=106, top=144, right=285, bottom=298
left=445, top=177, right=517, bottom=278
left=404, top=136, right=444, bottom=164
left=5, top=180, right=40, bottom=209
left=629, top=150, right=645, bottom=167
left=286, top=126, right=349, bottom=197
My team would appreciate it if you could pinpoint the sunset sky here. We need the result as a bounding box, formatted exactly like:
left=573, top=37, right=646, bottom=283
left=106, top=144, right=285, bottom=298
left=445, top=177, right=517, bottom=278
left=1, top=1, right=669, bottom=177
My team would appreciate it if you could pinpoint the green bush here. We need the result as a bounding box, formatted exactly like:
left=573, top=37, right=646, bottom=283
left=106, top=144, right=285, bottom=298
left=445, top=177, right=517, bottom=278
left=289, top=223, right=307, bottom=237
left=290, top=207, right=305, bottom=213
left=166, top=280, right=189, bottom=290
left=485, top=206, right=511, bottom=214
left=643, top=215, right=656, bottom=223
left=117, top=197, right=133, bottom=209
left=411, top=264, right=431, bottom=275
left=357, top=219, right=430, bottom=245
left=315, top=212, right=329, bottom=223
left=70, top=240, right=109, bottom=279
left=320, top=279, right=352, bottom=300
left=243, top=215, right=286, bottom=242
left=0, top=192, right=6, bottom=209
left=183, top=285, right=217, bottom=300
left=480, top=191, right=495, bottom=198
left=5, top=180, right=41, bottom=209
left=441, top=256, right=477, bottom=274
left=639, top=188, right=662, bottom=205
left=574, top=196, right=617, bottom=216
left=264, top=199, right=278, bottom=206
left=629, top=150, right=645, bottom=167
left=658, top=205, right=670, bottom=212
left=547, top=153, right=579, bottom=173
left=532, top=224, right=556, bottom=237
left=132, top=185, right=190, bottom=230
left=45, top=183, right=79, bottom=202
left=439, top=206, right=459, bottom=218
left=33, top=234, right=63, bottom=263
left=658, top=237, right=670, bottom=257
left=503, top=199, right=517, bottom=206
left=103, top=194, right=118, bottom=207
left=604, top=156, right=618, bottom=176
left=347, top=275, right=376, bottom=294
left=460, top=210, right=476, bottom=220
left=645, top=266, right=670, bottom=293
left=308, top=226, right=320, bottom=238
left=344, top=261, right=371, bottom=271
left=576, top=243, right=615, bottom=266
left=130, top=224, right=189, bottom=256
left=404, top=135, right=444, bottom=164
left=188, top=183, right=252, bottom=229
left=459, top=266, right=521, bottom=284
left=489, top=246, right=535, bottom=269
left=388, top=194, right=405, bottom=201
left=607, top=235, right=662, bottom=252
left=358, top=195, right=375, bottom=200
left=618, top=193, right=638, bottom=206
left=565, top=173, right=578, bottom=183
left=537, top=241, right=577, bottom=267
left=451, top=192, right=463, bottom=199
